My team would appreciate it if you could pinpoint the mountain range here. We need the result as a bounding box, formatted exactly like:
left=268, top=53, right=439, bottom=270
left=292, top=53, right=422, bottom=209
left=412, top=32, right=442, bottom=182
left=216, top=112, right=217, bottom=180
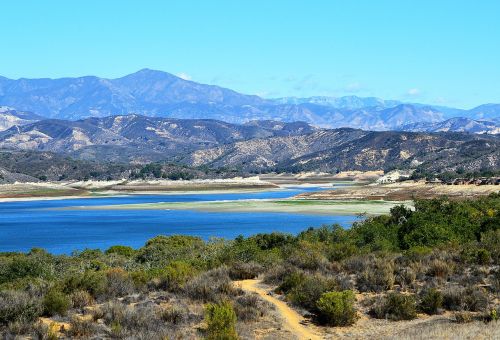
left=0, top=114, right=497, bottom=176
left=401, top=117, right=500, bottom=135
left=0, top=69, right=498, bottom=131
left=0, top=69, right=498, bottom=179
left=0, top=115, right=316, bottom=163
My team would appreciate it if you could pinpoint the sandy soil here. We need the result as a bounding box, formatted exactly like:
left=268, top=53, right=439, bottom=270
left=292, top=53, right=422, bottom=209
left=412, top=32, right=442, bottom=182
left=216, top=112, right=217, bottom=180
left=297, top=181, right=499, bottom=201
left=236, top=279, right=323, bottom=340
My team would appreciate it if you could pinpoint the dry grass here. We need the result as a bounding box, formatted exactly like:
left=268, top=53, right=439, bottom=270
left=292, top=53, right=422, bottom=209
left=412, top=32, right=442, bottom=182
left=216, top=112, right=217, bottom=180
left=385, top=320, right=500, bottom=340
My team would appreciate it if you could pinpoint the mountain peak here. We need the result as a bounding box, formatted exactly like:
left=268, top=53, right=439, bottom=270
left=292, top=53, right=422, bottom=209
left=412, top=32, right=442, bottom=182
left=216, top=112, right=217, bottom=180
left=118, top=68, right=178, bottom=81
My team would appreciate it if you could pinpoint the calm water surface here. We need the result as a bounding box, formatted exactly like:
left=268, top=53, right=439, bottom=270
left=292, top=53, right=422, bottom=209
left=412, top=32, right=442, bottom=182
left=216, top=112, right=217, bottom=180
left=0, top=186, right=357, bottom=254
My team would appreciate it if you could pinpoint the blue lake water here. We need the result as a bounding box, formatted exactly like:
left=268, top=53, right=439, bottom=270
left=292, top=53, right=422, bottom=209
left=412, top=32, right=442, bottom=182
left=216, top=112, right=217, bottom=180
left=0, top=186, right=357, bottom=254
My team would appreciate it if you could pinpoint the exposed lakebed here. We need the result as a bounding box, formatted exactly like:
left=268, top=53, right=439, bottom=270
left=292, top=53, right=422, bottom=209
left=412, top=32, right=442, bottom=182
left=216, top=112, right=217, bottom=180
left=0, top=185, right=402, bottom=254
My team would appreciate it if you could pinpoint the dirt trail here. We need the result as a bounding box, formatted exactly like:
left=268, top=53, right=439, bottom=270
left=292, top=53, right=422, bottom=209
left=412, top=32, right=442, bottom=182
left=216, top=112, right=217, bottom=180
left=236, top=279, right=323, bottom=340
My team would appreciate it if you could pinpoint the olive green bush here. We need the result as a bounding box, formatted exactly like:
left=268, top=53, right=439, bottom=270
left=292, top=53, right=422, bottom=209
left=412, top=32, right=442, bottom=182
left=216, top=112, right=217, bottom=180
left=159, top=260, right=196, bottom=291
left=204, top=300, right=238, bottom=340
left=419, top=288, right=443, bottom=315
left=287, top=274, right=338, bottom=312
left=43, top=289, right=71, bottom=316
left=372, top=293, right=417, bottom=321
left=316, top=290, right=358, bottom=326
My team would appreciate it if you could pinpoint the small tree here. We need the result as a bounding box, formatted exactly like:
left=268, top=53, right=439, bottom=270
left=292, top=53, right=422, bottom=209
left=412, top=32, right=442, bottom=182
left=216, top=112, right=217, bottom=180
left=204, top=300, right=238, bottom=340
left=316, top=291, right=358, bottom=326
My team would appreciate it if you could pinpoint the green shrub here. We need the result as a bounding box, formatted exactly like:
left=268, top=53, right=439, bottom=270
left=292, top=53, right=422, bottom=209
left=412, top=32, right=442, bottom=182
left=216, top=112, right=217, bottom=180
left=204, top=300, right=238, bottom=340
left=105, top=245, right=136, bottom=257
left=159, top=261, right=196, bottom=291
left=316, top=291, right=358, bottom=326
left=43, top=290, right=71, bottom=316
left=0, top=254, right=53, bottom=284
left=372, top=293, right=417, bottom=321
left=275, top=271, right=305, bottom=294
left=137, top=235, right=205, bottom=266
left=476, top=249, right=492, bottom=265
left=287, top=274, right=338, bottom=312
left=129, top=269, right=152, bottom=289
left=0, top=290, right=42, bottom=326
left=63, top=270, right=106, bottom=298
left=287, top=241, right=329, bottom=271
left=419, top=288, right=443, bottom=315
left=480, top=230, right=500, bottom=264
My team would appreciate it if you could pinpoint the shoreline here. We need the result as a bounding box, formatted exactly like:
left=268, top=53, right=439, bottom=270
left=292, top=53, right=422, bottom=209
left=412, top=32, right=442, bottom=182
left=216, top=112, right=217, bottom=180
left=0, top=180, right=346, bottom=203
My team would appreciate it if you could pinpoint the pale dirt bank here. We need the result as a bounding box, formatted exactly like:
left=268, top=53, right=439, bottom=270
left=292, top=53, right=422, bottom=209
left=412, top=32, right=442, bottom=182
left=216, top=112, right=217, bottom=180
left=297, top=181, right=499, bottom=201
left=260, top=171, right=383, bottom=184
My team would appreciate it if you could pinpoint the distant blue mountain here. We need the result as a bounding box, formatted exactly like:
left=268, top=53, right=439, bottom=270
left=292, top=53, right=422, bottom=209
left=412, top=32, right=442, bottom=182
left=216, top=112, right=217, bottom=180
left=0, top=69, right=498, bottom=130
left=401, top=117, right=499, bottom=135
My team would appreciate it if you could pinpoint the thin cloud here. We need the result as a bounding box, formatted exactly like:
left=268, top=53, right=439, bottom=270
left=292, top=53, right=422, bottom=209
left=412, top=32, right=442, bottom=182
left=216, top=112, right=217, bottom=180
left=407, top=88, right=421, bottom=96
left=344, top=82, right=362, bottom=93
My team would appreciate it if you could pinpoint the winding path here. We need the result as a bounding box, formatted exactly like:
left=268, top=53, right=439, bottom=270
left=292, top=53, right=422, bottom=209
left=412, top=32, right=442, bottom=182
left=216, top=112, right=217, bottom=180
left=235, top=279, right=323, bottom=340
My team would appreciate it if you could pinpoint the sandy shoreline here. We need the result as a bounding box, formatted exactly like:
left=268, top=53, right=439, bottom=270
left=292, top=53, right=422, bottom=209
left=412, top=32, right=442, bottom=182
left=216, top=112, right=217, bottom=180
left=0, top=178, right=348, bottom=202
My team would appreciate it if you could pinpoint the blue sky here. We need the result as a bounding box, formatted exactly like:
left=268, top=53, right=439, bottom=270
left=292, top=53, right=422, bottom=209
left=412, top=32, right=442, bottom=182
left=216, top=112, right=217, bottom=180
left=1, top=0, right=499, bottom=108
